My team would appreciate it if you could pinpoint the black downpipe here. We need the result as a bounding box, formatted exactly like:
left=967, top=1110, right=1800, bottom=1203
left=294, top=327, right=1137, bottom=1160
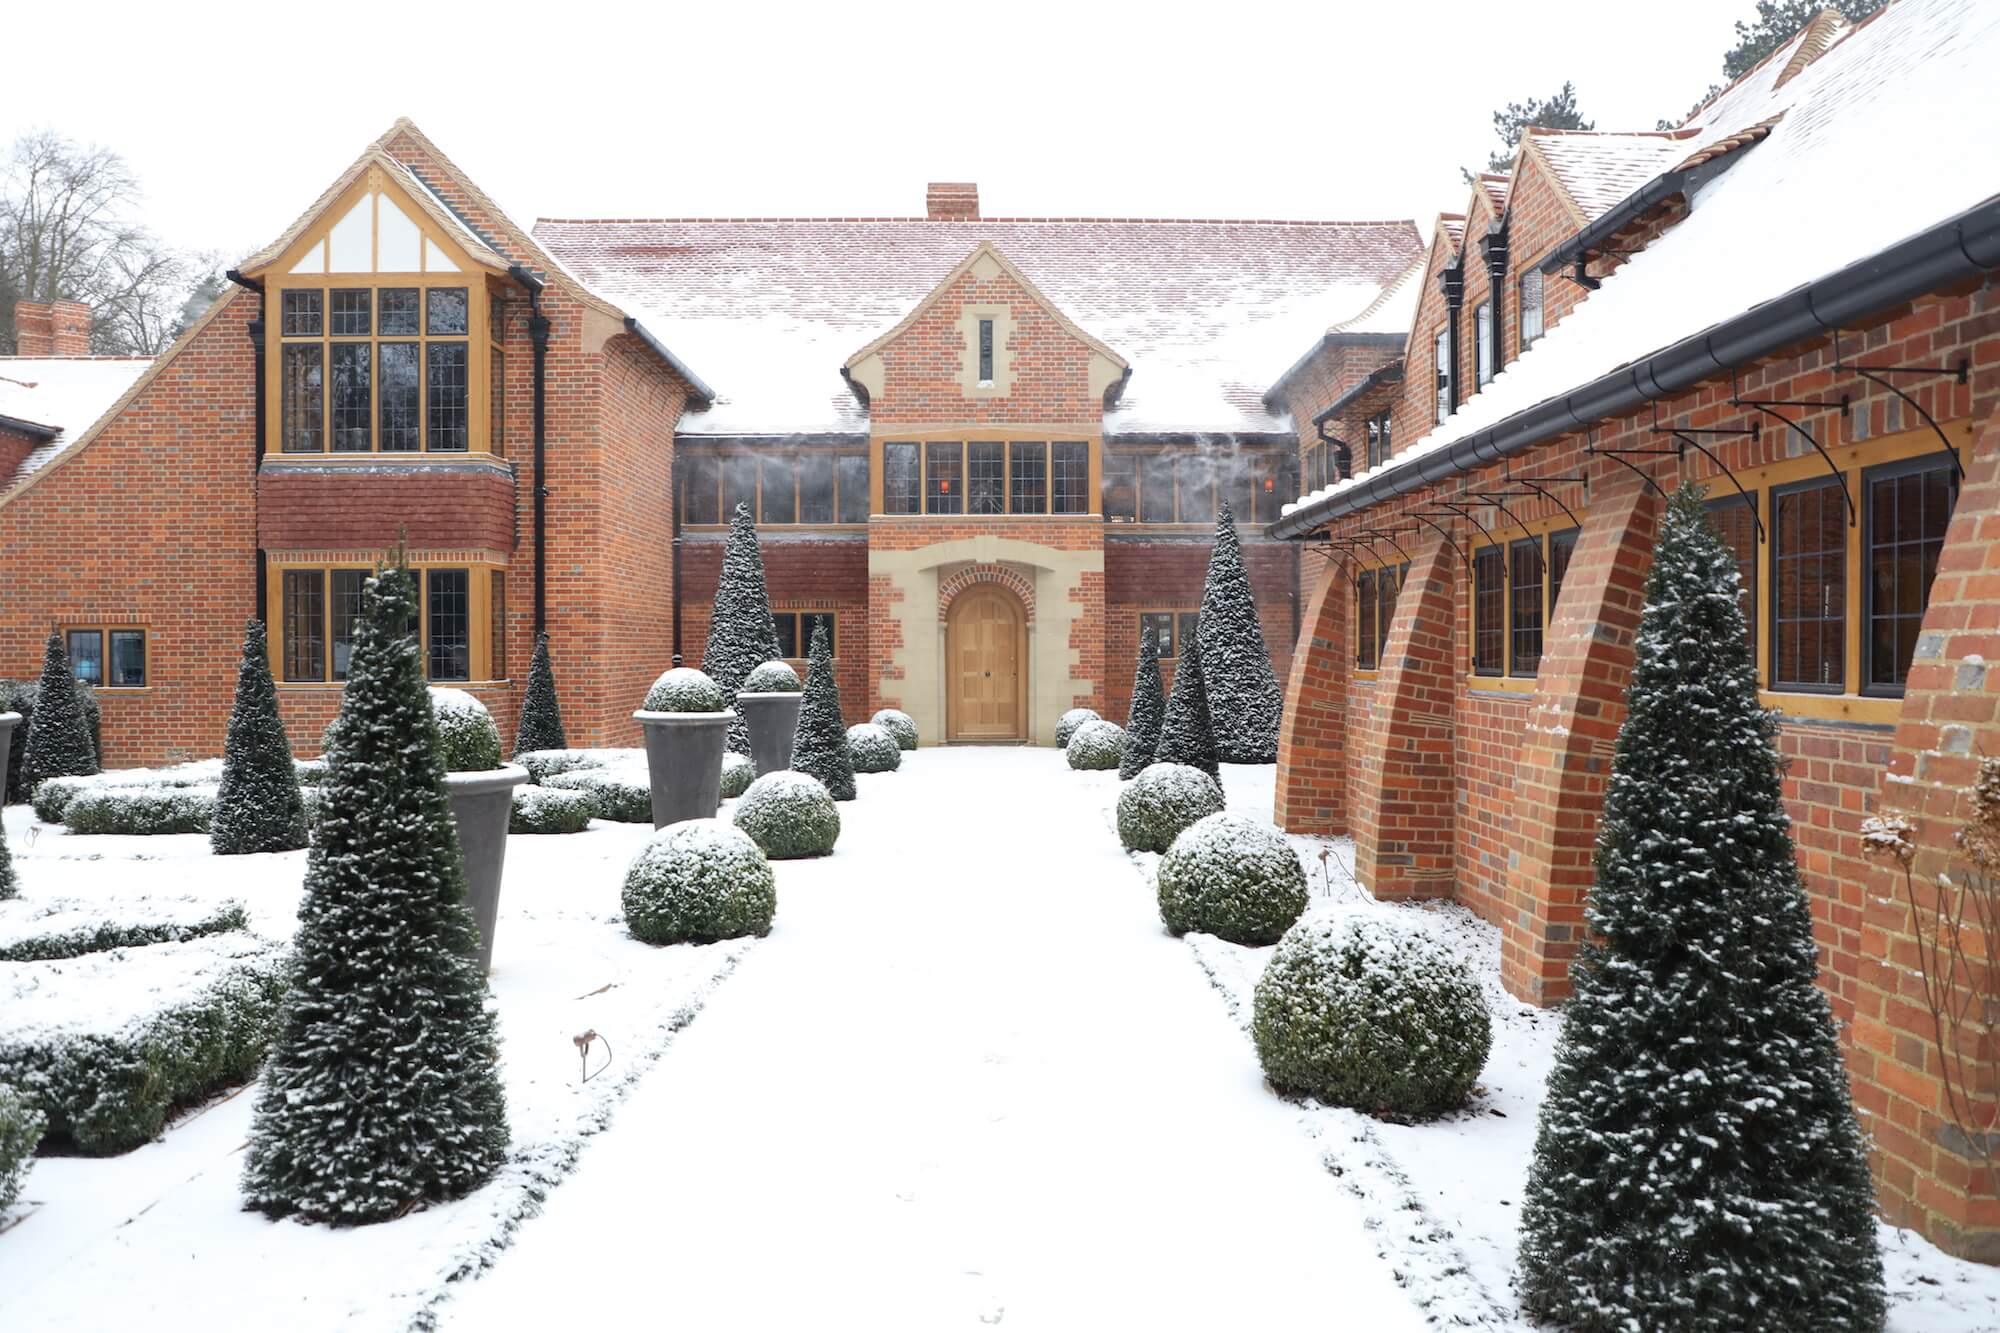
left=226, top=270, right=266, bottom=622
left=509, top=265, right=550, bottom=638
left=1439, top=263, right=1464, bottom=417
left=1484, top=226, right=1507, bottom=383
left=671, top=454, right=685, bottom=662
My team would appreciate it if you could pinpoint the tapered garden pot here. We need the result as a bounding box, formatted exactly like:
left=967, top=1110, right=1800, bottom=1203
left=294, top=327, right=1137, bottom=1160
left=736, top=692, right=803, bottom=776
left=443, top=763, right=530, bottom=974
left=0, top=713, right=18, bottom=802
left=635, top=709, right=734, bottom=828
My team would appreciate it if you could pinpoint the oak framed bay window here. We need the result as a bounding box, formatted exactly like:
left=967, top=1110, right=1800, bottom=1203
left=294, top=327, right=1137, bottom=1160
left=772, top=610, right=837, bottom=662
left=1103, top=449, right=1288, bottom=524
left=63, top=626, right=148, bottom=688
left=880, top=440, right=1093, bottom=517
left=1468, top=527, right=1577, bottom=682
left=1138, top=608, right=1201, bottom=662
left=272, top=562, right=507, bottom=683
left=1353, top=561, right=1408, bottom=672
left=682, top=449, right=870, bottom=526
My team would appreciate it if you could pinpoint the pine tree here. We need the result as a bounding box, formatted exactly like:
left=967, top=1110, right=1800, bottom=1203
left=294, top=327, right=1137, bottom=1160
left=211, top=619, right=308, bottom=855
left=1119, top=626, right=1167, bottom=780
left=702, top=503, right=783, bottom=755
left=1195, top=501, right=1281, bottom=763
left=514, top=632, right=567, bottom=755
left=20, top=631, right=98, bottom=795
left=1154, top=635, right=1219, bottom=778
left=788, top=619, right=855, bottom=801
left=242, top=566, right=508, bottom=1225
left=1518, top=485, right=1884, bottom=1332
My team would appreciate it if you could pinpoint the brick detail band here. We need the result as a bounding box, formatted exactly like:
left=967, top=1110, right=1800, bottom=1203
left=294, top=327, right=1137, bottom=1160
left=936, top=563, right=1037, bottom=623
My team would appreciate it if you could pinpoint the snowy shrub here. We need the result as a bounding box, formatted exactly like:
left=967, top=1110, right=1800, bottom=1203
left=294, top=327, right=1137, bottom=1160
left=720, top=751, right=755, bottom=800
left=2, top=676, right=103, bottom=802
left=543, top=768, right=652, bottom=823
left=643, top=666, right=726, bottom=714
left=514, top=632, right=567, bottom=755
left=0, top=897, right=249, bottom=963
left=870, top=708, right=918, bottom=751
left=1064, top=719, right=1125, bottom=770
left=789, top=622, right=855, bottom=801
left=212, top=619, right=308, bottom=856
left=0, top=1082, right=41, bottom=1212
left=845, top=723, right=901, bottom=774
left=1116, top=763, right=1225, bottom=853
left=429, top=688, right=502, bottom=771
left=509, top=785, right=594, bottom=835
left=1119, top=629, right=1166, bottom=779
left=741, top=660, right=802, bottom=693
left=0, top=933, right=288, bottom=1155
left=1156, top=812, right=1308, bottom=946
left=732, top=771, right=841, bottom=859
left=1054, top=707, right=1100, bottom=749
left=0, top=822, right=13, bottom=902
left=20, top=633, right=99, bottom=797
left=32, top=765, right=217, bottom=825
left=64, top=785, right=219, bottom=836
left=514, top=748, right=621, bottom=784
left=1252, top=915, right=1491, bottom=1119
left=1196, top=503, right=1282, bottom=763
left=293, top=758, right=330, bottom=787
left=621, top=819, right=776, bottom=945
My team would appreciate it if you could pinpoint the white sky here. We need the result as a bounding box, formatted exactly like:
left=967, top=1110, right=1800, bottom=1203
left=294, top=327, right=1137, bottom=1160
left=5, top=0, right=1762, bottom=263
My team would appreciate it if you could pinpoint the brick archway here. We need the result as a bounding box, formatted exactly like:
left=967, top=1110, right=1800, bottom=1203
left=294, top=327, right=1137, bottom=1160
left=937, top=563, right=1036, bottom=623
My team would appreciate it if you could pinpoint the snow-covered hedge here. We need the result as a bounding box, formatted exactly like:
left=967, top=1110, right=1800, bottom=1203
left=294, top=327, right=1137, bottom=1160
left=0, top=932, right=289, bottom=1154
left=720, top=751, right=755, bottom=800
left=642, top=667, right=726, bottom=713
left=429, top=688, right=502, bottom=771
left=732, top=771, right=840, bottom=859
left=0, top=1082, right=42, bottom=1212
left=0, top=897, right=249, bottom=963
left=1065, top=719, right=1125, bottom=771
left=513, top=748, right=628, bottom=784
left=845, top=723, right=901, bottom=774
left=621, top=819, right=776, bottom=945
left=1117, top=763, right=1225, bottom=853
left=1156, top=812, right=1308, bottom=946
left=30, top=763, right=219, bottom=824
left=1054, top=707, right=1100, bottom=749
left=741, top=660, right=802, bottom=693
left=870, top=709, right=918, bottom=751
left=65, top=785, right=218, bottom=836
left=509, top=785, right=594, bottom=835
left=1252, top=915, right=1491, bottom=1118
left=542, top=768, right=653, bottom=823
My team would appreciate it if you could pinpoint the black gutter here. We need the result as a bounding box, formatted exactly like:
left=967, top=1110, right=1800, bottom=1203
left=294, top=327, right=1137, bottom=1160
left=1539, top=171, right=1687, bottom=282
left=1311, top=363, right=1405, bottom=428
left=1106, top=431, right=1297, bottom=447
left=623, top=316, right=716, bottom=407
left=226, top=269, right=266, bottom=623
left=1263, top=331, right=1407, bottom=409
left=510, top=265, right=551, bottom=638
left=0, top=414, right=60, bottom=441
left=1268, top=191, right=2000, bottom=541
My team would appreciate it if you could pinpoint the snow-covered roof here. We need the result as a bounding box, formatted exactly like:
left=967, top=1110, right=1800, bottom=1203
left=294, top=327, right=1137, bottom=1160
left=1331, top=255, right=1425, bottom=336
left=1281, top=0, right=2000, bottom=526
left=1526, top=131, right=1689, bottom=220
left=0, top=357, right=153, bottom=479
left=532, top=216, right=1422, bottom=437
left=1476, top=173, right=1511, bottom=215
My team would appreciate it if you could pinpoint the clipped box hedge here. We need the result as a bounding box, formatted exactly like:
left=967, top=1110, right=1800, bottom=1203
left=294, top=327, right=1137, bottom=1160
left=0, top=897, right=249, bottom=963
left=0, top=933, right=288, bottom=1155
left=0, top=1082, right=42, bottom=1212
left=510, top=784, right=595, bottom=834
left=543, top=767, right=653, bottom=823
left=64, top=785, right=219, bottom=835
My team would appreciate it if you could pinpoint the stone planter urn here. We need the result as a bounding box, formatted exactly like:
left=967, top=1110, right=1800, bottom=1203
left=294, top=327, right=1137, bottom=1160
left=736, top=658, right=806, bottom=776
left=443, top=763, right=530, bottom=975
left=0, top=712, right=19, bottom=803
left=634, top=711, right=734, bottom=828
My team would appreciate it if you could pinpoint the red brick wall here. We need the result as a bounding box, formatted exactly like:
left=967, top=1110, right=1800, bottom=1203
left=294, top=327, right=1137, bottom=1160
left=679, top=534, right=871, bottom=724
left=256, top=461, right=516, bottom=551
left=0, top=424, right=40, bottom=487
left=1102, top=534, right=1295, bottom=722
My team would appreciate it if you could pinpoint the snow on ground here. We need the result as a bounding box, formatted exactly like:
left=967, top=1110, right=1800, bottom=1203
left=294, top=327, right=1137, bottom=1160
left=0, top=795, right=752, bottom=1331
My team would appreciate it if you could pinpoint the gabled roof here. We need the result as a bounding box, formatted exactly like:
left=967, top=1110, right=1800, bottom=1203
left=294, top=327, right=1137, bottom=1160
left=843, top=241, right=1127, bottom=372
left=1331, top=255, right=1425, bottom=336
left=0, top=358, right=155, bottom=487
left=1523, top=129, right=1690, bottom=221
left=1476, top=173, right=1511, bottom=215
left=1276, top=0, right=2000, bottom=533
left=534, top=214, right=1421, bottom=437
left=235, top=146, right=510, bottom=277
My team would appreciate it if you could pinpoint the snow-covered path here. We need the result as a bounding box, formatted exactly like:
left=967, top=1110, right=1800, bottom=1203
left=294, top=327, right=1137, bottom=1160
left=439, top=747, right=1426, bottom=1330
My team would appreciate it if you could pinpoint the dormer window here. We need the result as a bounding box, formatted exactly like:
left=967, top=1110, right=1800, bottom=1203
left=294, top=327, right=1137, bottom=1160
left=1434, top=328, right=1453, bottom=423
left=1519, top=268, right=1544, bottom=348
left=978, top=318, right=995, bottom=384
left=1475, top=300, right=1495, bottom=386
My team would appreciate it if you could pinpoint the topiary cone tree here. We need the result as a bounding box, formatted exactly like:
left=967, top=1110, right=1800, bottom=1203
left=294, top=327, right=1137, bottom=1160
left=1119, top=626, right=1167, bottom=780
left=242, top=566, right=508, bottom=1226
left=1518, top=484, right=1884, bottom=1332
left=788, top=619, right=855, bottom=801
left=1153, top=634, right=1219, bottom=779
left=211, top=619, right=309, bottom=855
left=21, top=630, right=99, bottom=795
left=1195, top=500, right=1281, bottom=763
left=514, top=631, right=567, bottom=755
left=702, top=503, right=783, bottom=755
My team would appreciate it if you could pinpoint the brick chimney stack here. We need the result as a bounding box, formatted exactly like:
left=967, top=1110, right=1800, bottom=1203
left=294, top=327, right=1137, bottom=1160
left=926, top=183, right=980, bottom=220
left=14, top=300, right=93, bottom=357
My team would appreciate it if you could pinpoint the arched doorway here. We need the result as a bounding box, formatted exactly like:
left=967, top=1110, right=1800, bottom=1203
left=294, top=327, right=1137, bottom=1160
left=945, top=583, right=1027, bottom=741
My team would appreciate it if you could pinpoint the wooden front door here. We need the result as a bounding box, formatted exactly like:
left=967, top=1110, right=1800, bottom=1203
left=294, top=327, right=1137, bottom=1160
left=946, top=584, right=1025, bottom=741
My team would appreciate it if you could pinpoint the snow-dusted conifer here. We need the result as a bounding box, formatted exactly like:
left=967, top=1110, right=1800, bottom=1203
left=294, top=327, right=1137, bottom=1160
left=702, top=503, right=783, bottom=754
left=1153, top=635, right=1219, bottom=778
left=788, top=620, right=854, bottom=801
left=242, top=566, right=507, bottom=1225
left=1119, top=626, right=1167, bottom=779
left=211, top=619, right=308, bottom=855
left=0, top=817, right=15, bottom=900
left=21, top=631, right=98, bottom=795
left=1518, top=485, right=1884, bottom=1332
left=1195, top=500, right=1281, bottom=763
left=514, top=632, right=567, bottom=755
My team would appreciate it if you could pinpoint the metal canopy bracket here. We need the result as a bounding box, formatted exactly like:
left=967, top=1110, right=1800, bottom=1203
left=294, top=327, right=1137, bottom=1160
left=1408, top=509, right=1477, bottom=578
left=1647, top=405, right=1765, bottom=541
left=1584, top=432, right=1675, bottom=501
left=1833, top=328, right=1969, bottom=481
left=1510, top=474, right=1587, bottom=531
left=1730, top=367, right=1854, bottom=525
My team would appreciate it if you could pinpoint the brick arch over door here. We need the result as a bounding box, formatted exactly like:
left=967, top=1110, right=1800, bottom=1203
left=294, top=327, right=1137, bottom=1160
left=937, top=563, right=1037, bottom=624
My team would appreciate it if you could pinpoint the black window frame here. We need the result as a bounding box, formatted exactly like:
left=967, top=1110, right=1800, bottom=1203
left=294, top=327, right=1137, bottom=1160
left=1472, top=545, right=1505, bottom=676
left=978, top=318, right=995, bottom=382
left=1508, top=535, right=1544, bottom=677
left=1547, top=526, right=1580, bottom=621
left=1474, top=299, right=1494, bottom=386
left=772, top=610, right=837, bottom=662
left=1703, top=494, right=1760, bottom=662
left=1356, top=570, right=1378, bottom=671
left=1861, top=451, right=1959, bottom=697
left=968, top=441, right=1006, bottom=516
left=883, top=442, right=920, bottom=515
left=65, top=629, right=104, bottom=688
left=1519, top=267, right=1544, bottom=348
left=1009, top=441, right=1048, bottom=514
left=1434, top=327, right=1452, bottom=424
left=426, top=567, right=472, bottom=681
left=1051, top=441, right=1090, bottom=515
left=1770, top=474, right=1849, bottom=695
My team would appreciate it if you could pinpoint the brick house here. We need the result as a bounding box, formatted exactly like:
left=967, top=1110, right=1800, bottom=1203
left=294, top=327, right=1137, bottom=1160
left=1268, top=0, right=2000, bottom=1258
left=0, top=123, right=1417, bottom=761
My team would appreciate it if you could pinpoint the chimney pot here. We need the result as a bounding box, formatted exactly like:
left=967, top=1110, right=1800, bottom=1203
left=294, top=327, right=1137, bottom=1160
left=926, top=182, right=980, bottom=221
left=14, top=299, right=93, bottom=357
